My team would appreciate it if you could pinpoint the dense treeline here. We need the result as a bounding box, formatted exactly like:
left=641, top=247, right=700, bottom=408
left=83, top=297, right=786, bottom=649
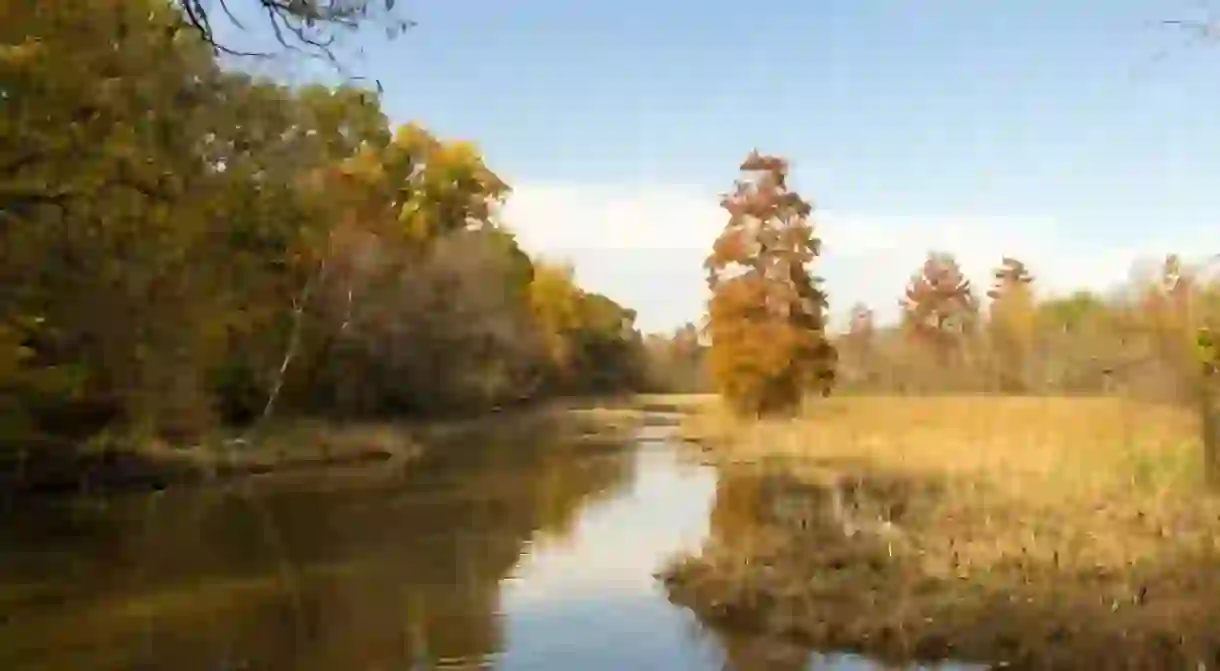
left=0, top=0, right=647, bottom=454
left=655, top=249, right=1220, bottom=404
left=648, top=153, right=1220, bottom=418
left=837, top=251, right=1220, bottom=402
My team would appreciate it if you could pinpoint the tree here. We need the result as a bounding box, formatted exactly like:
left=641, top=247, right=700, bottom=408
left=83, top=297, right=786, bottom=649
left=1132, top=254, right=1220, bottom=484
left=838, top=303, right=878, bottom=389
left=1034, top=291, right=1122, bottom=392
left=1139, top=254, right=1201, bottom=389
left=703, top=151, right=836, bottom=417
left=386, top=125, right=510, bottom=248
left=1, top=0, right=246, bottom=441
left=641, top=323, right=708, bottom=393
left=987, top=256, right=1036, bottom=392
left=901, top=251, right=978, bottom=370
left=527, top=260, right=585, bottom=386
left=564, top=293, right=647, bottom=393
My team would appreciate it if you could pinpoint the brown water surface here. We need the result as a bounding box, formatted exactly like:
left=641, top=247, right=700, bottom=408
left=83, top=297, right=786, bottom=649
left=0, top=416, right=978, bottom=670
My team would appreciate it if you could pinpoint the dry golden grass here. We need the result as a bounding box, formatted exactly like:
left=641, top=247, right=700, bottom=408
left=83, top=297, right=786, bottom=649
left=665, top=395, right=1220, bottom=668
left=616, top=393, right=718, bottom=414
left=682, top=395, right=1219, bottom=576
left=686, top=395, right=1199, bottom=489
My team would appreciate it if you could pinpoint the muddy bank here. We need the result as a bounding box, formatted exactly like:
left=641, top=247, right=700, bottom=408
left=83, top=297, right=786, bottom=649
left=0, top=397, right=673, bottom=497
left=0, top=428, right=418, bottom=497
left=658, top=463, right=1220, bottom=670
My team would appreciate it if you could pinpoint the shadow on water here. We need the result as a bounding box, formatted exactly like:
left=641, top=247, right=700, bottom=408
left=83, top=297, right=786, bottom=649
left=0, top=416, right=978, bottom=670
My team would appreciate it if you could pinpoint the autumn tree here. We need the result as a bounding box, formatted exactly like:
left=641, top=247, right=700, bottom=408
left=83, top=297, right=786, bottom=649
left=527, top=260, right=585, bottom=384
left=703, top=151, right=836, bottom=417
left=568, top=293, right=647, bottom=393
left=1, top=0, right=250, bottom=441
left=1033, top=291, right=1123, bottom=392
left=838, top=303, right=879, bottom=389
left=671, top=322, right=709, bottom=392
left=0, top=1, right=653, bottom=461
left=1136, top=254, right=1204, bottom=396
left=1129, top=254, right=1220, bottom=482
left=274, top=123, right=517, bottom=415
left=901, top=252, right=978, bottom=376
left=641, top=323, right=709, bottom=393
left=986, top=256, right=1036, bottom=392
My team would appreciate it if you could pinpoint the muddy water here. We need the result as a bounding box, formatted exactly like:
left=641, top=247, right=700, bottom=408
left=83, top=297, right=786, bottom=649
left=0, top=416, right=975, bottom=670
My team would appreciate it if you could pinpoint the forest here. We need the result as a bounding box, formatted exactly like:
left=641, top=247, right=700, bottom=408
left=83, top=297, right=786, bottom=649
left=1, top=0, right=653, bottom=461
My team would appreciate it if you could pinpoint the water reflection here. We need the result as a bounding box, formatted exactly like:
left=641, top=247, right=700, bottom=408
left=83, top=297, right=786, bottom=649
left=0, top=425, right=635, bottom=670
left=0, top=418, right=976, bottom=670
left=679, top=466, right=987, bottom=671
left=498, top=442, right=722, bottom=670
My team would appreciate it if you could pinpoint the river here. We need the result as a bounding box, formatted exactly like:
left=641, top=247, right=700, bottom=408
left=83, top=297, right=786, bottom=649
left=0, top=414, right=972, bottom=670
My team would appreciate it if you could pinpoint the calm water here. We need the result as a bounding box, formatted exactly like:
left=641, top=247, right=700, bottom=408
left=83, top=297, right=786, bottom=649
left=0, top=416, right=973, bottom=670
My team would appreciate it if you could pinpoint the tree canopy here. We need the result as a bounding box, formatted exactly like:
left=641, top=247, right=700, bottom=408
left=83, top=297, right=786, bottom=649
left=0, top=0, right=647, bottom=451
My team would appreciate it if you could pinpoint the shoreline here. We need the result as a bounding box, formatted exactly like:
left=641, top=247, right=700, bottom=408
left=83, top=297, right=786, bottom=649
left=659, top=395, right=1220, bottom=670
left=0, top=394, right=695, bottom=498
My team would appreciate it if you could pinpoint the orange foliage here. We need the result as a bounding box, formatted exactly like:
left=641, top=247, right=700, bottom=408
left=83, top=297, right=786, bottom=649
left=703, top=151, right=835, bottom=417
left=901, top=251, right=978, bottom=364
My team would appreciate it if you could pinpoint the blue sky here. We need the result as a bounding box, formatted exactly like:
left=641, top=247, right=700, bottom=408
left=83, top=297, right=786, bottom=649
left=220, top=0, right=1220, bottom=332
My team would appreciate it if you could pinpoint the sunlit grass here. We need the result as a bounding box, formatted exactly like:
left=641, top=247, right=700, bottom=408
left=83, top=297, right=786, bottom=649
left=686, top=395, right=1199, bottom=488
left=665, top=395, right=1220, bottom=666
left=681, top=395, right=1216, bottom=575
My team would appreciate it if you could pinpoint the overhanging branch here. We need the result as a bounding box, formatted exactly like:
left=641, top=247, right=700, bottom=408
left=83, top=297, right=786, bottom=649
left=174, top=0, right=416, bottom=65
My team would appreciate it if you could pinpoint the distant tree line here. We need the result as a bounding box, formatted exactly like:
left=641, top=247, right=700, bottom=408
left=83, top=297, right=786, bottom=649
left=640, top=153, right=1220, bottom=424
left=836, top=252, right=1220, bottom=403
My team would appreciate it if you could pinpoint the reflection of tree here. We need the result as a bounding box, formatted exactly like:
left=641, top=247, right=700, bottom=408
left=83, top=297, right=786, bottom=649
left=708, top=469, right=769, bottom=553
left=682, top=601, right=812, bottom=671
left=0, top=423, right=635, bottom=670
left=714, top=628, right=813, bottom=671
left=672, top=468, right=825, bottom=671
left=705, top=466, right=821, bottom=561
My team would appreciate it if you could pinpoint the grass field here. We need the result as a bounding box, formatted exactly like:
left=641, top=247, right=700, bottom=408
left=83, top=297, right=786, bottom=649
left=663, top=394, right=1220, bottom=669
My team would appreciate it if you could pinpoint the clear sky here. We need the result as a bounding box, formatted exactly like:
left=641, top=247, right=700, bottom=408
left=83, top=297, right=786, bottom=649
left=222, top=0, right=1220, bottom=333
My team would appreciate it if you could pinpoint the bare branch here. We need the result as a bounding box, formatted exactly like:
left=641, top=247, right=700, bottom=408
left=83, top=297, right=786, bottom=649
left=173, top=0, right=415, bottom=67
left=180, top=0, right=269, bottom=58
left=215, top=0, right=248, bottom=31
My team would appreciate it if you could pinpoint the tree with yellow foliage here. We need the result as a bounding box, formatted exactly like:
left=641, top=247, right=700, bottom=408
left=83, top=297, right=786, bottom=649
left=987, top=257, right=1036, bottom=392
left=901, top=252, right=978, bottom=368
left=528, top=260, right=585, bottom=381
left=703, top=151, right=836, bottom=417
left=1138, top=255, right=1203, bottom=393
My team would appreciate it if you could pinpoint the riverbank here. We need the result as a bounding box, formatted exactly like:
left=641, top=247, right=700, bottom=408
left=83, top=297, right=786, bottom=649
left=660, top=395, right=1220, bottom=669
left=0, top=395, right=687, bottom=496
